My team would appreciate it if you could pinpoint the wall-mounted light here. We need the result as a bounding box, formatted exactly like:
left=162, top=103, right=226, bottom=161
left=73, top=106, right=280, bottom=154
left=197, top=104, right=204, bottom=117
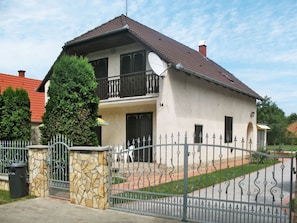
left=250, top=112, right=255, bottom=117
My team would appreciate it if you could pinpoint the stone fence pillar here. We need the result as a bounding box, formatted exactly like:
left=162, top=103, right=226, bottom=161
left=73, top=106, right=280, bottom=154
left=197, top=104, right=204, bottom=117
left=69, top=146, right=111, bottom=210
left=28, top=145, right=49, bottom=197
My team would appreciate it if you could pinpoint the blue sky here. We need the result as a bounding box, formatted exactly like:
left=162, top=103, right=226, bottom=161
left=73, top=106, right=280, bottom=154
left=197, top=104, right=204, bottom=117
left=0, top=0, right=296, bottom=115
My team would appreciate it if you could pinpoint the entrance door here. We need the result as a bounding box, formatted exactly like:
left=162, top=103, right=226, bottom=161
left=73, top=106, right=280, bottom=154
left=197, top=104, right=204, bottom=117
left=126, top=112, right=152, bottom=162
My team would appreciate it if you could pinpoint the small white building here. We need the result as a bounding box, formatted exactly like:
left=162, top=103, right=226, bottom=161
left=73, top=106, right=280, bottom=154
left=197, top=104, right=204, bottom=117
left=257, top=124, right=270, bottom=149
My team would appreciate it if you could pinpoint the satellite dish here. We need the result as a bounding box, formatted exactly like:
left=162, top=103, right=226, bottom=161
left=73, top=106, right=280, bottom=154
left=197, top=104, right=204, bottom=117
left=148, top=52, right=167, bottom=76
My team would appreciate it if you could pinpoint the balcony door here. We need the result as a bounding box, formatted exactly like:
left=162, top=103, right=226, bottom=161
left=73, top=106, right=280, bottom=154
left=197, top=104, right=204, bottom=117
left=126, top=112, right=152, bottom=162
left=120, top=51, right=146, bottom=97
left=91, top=58, right=108, bottom=99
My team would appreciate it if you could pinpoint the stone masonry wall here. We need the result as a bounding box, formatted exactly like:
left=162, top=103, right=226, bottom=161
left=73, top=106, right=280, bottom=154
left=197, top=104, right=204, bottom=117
left=28, top=145, right=49, bottom=197
left=69, top=146, right=110, bottom=209
left=0, top=175, right=9, bottom=190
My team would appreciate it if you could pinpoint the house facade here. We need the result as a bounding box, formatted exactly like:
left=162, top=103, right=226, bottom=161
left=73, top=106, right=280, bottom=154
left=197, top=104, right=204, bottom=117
left=38, top=15, right=262, bottom=161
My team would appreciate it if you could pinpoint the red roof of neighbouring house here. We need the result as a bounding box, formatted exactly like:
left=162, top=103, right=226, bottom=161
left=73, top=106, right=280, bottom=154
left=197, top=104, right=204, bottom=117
left=0, top=72, right=44, bottom=123
left=287, top=122, right=297, bottom=137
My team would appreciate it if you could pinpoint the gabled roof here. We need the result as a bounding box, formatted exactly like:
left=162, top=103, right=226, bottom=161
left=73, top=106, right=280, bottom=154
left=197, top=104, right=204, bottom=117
left=38, top=15, right=262, bottom=99
left=0, top=73, right=45, bottom=123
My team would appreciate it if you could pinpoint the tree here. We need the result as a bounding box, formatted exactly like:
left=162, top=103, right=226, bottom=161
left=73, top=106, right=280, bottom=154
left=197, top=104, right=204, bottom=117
left=257, top=96, right=287, bottom=144
left=287, top=113, right=297, bottom=125
left=0, top=87, right=31, bottom=141
left=40, top=54, right=99, bottom=146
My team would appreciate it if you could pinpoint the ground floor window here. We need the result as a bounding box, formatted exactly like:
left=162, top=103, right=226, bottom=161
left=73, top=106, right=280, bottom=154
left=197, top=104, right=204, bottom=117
left=225, top=116, right=233, bottom=143
left=194, top=124, right=203, bottom=143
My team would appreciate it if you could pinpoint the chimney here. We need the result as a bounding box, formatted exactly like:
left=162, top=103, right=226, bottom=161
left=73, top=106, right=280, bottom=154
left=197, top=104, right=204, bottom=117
left=18, top=70, right=25, bottom=78
left=198, top=40, right=207, bottom=57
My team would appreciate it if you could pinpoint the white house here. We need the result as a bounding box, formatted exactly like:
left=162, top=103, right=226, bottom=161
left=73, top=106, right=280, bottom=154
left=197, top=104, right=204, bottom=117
left=38, top=15, right=262, bottom=162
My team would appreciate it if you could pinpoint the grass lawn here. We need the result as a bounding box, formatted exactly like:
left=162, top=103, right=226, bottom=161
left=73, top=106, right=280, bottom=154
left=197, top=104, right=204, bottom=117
left=142, top=162, right=276, bottom=194
left=0, top=190, right=35, bottom=205
left=267, top=144, right=297, bottom=152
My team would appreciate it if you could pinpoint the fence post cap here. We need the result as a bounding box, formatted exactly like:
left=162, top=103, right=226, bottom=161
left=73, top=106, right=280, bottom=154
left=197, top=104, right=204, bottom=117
left=27, top=145, right=49, bottom=149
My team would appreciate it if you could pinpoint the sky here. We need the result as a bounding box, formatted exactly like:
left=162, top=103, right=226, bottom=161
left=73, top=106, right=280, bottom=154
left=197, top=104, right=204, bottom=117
left=0, top=0, right=296, bottom=116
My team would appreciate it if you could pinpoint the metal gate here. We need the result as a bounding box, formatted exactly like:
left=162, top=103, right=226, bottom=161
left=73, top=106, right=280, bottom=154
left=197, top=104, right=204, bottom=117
left=47, top=135, right=72, bottom=200
left=109, top=133, right=295, bottom=223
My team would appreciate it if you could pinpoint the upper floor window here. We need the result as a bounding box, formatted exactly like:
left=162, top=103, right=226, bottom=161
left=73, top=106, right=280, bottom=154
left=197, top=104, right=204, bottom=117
left=194, top=124, right=203, bottom=143
left=120, top=50, right=146, bottom=75
left=90, top=58, right=108, bottom=79
left=225, top=116, right=233, bottom=143
left=120, top=50, right=146, bottom=97
left=90, top=58, right=108, bottom=99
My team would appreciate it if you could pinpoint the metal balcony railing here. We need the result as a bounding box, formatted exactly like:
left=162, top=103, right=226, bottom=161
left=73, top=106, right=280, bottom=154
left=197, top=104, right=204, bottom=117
left=96, top=71, right=159, bottom=100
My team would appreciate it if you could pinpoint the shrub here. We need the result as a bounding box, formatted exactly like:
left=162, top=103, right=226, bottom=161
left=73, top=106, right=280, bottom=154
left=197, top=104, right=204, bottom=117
left=0, top=87, right=31, bottom=141
left=250, top=147, right=273, bottom=164
left=40, top=54, right=99, bottom=146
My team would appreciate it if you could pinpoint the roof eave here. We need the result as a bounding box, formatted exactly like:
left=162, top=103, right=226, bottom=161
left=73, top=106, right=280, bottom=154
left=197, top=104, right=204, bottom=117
left=175, top=64, right=262, bottom=100
left=37, top=25, right=131, bottom=93
left=36, top=51, right=64, bottom=92
left=64, top=25, right=130, bottom=49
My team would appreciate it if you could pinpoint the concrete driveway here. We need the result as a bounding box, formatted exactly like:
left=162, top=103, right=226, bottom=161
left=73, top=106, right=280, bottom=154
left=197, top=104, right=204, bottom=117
left=0, top=197, right=180, bottom=223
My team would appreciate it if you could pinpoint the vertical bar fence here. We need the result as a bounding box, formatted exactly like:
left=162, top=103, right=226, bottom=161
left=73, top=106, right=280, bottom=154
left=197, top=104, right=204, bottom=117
left=108, top=132, right=296, bottom=223
left=0, top=140, right=31, bottom=174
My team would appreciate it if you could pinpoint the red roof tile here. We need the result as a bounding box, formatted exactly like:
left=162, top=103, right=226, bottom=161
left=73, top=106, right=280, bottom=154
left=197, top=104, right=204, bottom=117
left=0, top=73, right=44, bottom=123
left=287, top=122, right=297, bottom=137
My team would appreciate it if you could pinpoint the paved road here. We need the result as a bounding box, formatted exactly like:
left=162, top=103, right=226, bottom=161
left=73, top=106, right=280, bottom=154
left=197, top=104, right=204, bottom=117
left=0, top=197, right=180, bottom=223
left=192, top=159, right=294, bottom=204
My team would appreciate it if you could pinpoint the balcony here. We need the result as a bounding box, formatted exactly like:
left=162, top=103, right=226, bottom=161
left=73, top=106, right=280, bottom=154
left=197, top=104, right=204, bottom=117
left=96, top=71, right=159, bottom=100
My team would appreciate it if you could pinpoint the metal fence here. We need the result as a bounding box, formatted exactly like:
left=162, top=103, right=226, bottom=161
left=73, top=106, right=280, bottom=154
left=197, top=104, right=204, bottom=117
left=0, top=140, right=31, bottom=174
left=47, top=135, right=72, bottom=200
left=109, top=133, right=296, bottom=223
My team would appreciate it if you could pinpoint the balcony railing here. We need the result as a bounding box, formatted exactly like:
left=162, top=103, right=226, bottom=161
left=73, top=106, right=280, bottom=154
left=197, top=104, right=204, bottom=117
left=96, top=70, right=159, bottom=100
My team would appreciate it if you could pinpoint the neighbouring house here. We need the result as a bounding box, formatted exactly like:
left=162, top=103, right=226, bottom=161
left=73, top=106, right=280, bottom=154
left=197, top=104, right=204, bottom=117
left=37, top=15, right=262, bottom=161
left=0, top=70, right=45, bottom=143
left=287, top=122, right=297, bottom=138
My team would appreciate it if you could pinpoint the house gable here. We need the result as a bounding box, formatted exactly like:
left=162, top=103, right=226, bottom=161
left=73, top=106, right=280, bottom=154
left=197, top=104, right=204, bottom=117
left=37, top=14, right=262, bottom=101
